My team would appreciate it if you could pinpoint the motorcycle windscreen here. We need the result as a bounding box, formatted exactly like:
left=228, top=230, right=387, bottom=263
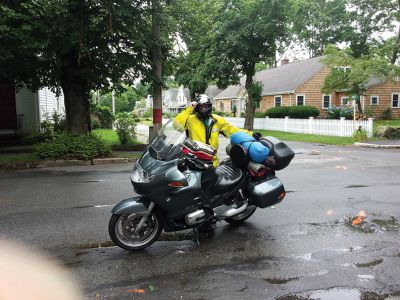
left=148, top=119, right=186, bottom=161
left=246, top=177, right=285, bottom=208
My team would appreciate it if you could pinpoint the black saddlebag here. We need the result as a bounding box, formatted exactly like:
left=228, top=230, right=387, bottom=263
left=259, top=136, right=295, bottom=170
left=246, top=177, right=285, bottom=208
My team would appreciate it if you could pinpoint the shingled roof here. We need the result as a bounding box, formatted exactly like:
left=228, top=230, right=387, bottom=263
left=215, top=56, right=326, bottom=99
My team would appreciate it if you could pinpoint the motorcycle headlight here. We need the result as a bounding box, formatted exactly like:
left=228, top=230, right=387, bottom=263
left=131, top=164, right=154, bottom=183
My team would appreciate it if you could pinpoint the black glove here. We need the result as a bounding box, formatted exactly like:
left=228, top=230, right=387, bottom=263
left=252, top=132, right=262, bottom=140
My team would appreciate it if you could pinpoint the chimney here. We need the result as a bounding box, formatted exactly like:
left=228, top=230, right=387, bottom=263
left=281, top=58, right=289, bottom=65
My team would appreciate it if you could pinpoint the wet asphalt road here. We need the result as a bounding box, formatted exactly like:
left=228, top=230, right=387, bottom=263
left=1, top=139, right=400, bottom=300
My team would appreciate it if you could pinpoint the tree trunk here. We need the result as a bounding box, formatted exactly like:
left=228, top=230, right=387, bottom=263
left=391, top=24, right=400, bottom=65
left=61, top=80, right=91, bottom=134
left=243, top=74, right=255, bottom=130
left=151, top=0, right=163, bottom=134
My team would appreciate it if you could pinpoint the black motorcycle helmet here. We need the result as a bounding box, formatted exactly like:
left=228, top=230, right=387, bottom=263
left=195, top=94, right=213, bottom=120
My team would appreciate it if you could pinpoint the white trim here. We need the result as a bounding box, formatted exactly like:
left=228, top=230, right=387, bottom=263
left=274, top=95, right=282, bottom=107
left=392, top=93, right=400, bottom=108
left=370, top=95, right=379, bottom=106
left=322, top=94, right=331, bottom=109
left=341, top=96, right=350, bottom=106
left=296, top=94, right=305, bottom=106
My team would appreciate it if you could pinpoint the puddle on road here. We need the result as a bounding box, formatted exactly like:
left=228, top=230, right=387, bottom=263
left=264, top=277, right=299, bottom=284
left=346, top=185, right=369, bottom=188
left=346, top=215, right=399, bottom=233
left=278, top=289, right=389, bottom=300
left=355, top=258, right=384, bottom=268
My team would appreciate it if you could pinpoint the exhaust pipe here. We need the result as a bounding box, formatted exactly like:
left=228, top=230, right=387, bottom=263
left=185, top=209, right=206, bottom=225
left=214, top=202, right=248, bottom=218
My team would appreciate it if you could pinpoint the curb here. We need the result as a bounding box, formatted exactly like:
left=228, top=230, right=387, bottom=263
left=0, top=157, right=137, bottom=171
left=354, top=142, right=400, bottom=149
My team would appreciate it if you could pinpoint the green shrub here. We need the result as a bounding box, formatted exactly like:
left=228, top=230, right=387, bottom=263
left=352, top=127, right=368, bottom=142
left=254, top=111, right=266, bottom=118
left=213, top=111, right=224, bottom=116
left=381, top=108, right=392, bottom=120
left=265, top=106, right=289, bottom=118
left=265, top=106, right=319, bottom=119
left=326, top=106, right=353, bottom=120
left=115, top=112, right=136, bottom=144
left=142, top=108, right=152, bottom=119
left=35, top=133, right=112, bottom=160
left=91, top=105, right=115, bottom=128
left=383, top=127, right=400, bottom=139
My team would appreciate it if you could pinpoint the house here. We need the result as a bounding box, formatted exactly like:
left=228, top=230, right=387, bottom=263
left=214, top=56, right=400, bottom=119
left=0, top=83, right=65, bottom=134
left=146, top=85, right=222, bottom=113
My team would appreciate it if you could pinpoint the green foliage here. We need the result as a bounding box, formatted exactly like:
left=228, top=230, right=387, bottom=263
left=254, top=111, right=267, bottom=118
left=247, top=81, right=263, bottom=107
left=0, top=1, right=154, bottom=133
left=352, top=127, right=368, bottom=142
left=265, top=106, right=319, bottom=119
left=382, top=127, right=400, bottom=139
left=326, top=106, right=353, bottom=120
left=95, top=84, right=150, bottom=114
left=90, top=115, right=101, bottom=130
left=91, top=105, right=115, bottom=129
left=142, top=108, right=153, bottom=119
left=292, top=0, right=351, bottom=57
left=35, top=133, right=112, bottom=160
left=381, top=108, right=392, bottom=120
left=115, top=112, right=136, bottom=145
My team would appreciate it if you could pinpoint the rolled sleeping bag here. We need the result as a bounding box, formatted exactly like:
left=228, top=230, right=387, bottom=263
left=230, top=132, right=270, bottom=163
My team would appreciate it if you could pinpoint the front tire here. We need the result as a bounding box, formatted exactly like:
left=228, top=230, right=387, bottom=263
left=109, top=211, right=163, bottom=251
left=224, top=205, right=257, bottom=225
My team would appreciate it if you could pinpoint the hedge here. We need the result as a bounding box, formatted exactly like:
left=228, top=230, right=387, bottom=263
left=265, top=105, right=320, bottom=119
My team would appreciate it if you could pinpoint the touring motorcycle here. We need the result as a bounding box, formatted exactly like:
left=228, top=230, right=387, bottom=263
left=108, top=119, right=294, bottom=250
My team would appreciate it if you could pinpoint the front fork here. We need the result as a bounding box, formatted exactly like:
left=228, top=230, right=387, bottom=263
left=135, top=201, right=155, bottom=232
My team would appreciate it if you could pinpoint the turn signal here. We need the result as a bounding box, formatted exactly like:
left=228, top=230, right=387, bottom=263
left=279, top=192, right=286, bottom=199
left=168, top=181, right=185, bottom=187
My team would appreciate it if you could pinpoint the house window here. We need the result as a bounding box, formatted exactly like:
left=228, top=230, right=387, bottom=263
left=296, top=94, right=305, bottom=106
left=322, top=94, right=331, bottom=109
left=370, top=95, right=379, bottom=106
left=341, top=96, right=350, bottom=106
left=220, top=101, right=224, bottom=111
left=274, top=95, right=282, bottom=107
left=392, top=93, right=399, bottom=108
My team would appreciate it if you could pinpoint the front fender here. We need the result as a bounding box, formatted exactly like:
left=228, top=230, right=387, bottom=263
left=111, top=196, right=150, bottom=215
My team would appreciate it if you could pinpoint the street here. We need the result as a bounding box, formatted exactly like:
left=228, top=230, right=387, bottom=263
left=1, top=139, right=400, bottom=299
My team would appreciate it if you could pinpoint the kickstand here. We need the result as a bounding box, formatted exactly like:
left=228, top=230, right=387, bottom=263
left=192, top=227, right=200, bottom=246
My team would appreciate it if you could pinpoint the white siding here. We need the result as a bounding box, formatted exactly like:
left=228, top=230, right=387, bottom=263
left=38, top=87, right=65, bottom=120
left=15, top=87, right=39, bottom=132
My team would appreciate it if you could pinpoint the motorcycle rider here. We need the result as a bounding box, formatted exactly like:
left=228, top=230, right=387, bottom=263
left=174, top=94, right=249, bottom=167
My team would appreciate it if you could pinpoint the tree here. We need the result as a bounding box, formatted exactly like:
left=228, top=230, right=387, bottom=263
left=207, top=0, right=289, bottom=130
left=172, top=0, right=220, bottom=100
left=292, top=0, right=351, bottom=58
left=0, top=0, right=149, bottom=134
left=96, top=84, right=149, bottom=113
left=321, top=45, right=400, bottom=114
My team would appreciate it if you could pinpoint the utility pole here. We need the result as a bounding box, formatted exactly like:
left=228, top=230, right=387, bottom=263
left=151, top=0, right=162, bottom=139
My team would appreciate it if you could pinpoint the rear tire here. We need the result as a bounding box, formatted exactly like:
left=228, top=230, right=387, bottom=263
left=109, top=210, right=163, bottom=251
left=224, top=205, right=257, bottom=225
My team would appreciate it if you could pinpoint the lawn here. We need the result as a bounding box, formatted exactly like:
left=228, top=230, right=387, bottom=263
left=92, top=129, right=142, bottom=145
left=374, top=119, right=400, bottom=131
left=257, top=129, right=356, bottom=145
left=0, top=153, right=40, bottom=164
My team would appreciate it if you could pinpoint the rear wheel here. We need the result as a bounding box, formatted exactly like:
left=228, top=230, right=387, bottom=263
left=109, top=211, right=163, bottom=250
left=224, top=205, right=257, bottom=225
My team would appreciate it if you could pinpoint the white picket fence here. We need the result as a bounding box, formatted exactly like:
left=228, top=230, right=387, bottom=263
left=224, top=116, right=374, bottom=138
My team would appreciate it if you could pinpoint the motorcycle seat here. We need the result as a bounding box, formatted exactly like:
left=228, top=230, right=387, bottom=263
left=213, top=162, right=243, bottom=194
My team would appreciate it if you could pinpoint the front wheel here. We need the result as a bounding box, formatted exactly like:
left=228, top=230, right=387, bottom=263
left=224, top=205, right=257, bottom=225
left=109, top=211, right=163, bottom=251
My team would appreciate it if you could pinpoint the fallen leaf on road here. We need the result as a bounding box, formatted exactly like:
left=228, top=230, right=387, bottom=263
left=325, top=209, right=334, bottom=215
left=128, top=289, right=145, bottom=294
left=352, top=210, right=366, bottom=225
left=149, top=284, right=156, bottom=291
left=335, top=166, right=348, bottom=170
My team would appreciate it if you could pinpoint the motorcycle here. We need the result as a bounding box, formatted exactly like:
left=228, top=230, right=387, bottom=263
left=108, top=119, right=295, bottom=250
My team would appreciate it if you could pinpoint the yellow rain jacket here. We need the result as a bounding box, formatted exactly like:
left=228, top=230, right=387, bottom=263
left=174, top=106, right=248, bottom=166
